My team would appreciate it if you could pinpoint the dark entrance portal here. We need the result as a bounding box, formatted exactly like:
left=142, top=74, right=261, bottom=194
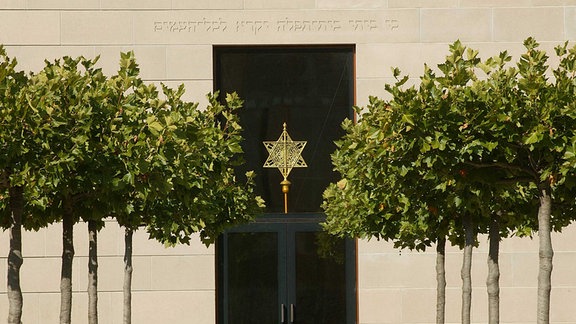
left=214, top=46, right=356, bottom=324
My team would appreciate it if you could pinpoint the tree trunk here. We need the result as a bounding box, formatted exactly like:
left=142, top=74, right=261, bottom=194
left=487, top=213, right=500, bottom=324
left=88, top=221, right=98, bottom=324
left=60, top=198, right=74, bottom=324
left=537, top=186, right=553, bottom=324
left=7, top=185, right=23, bottom=324
left=461, top=214, right=474, bottom=324
left=436, top=236, right=446, bottom=324
left=123, top=228, right=133, bottom=324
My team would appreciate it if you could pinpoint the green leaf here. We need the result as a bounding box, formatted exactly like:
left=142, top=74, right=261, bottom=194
left=148, top=121, right=163, bottom=132
left=401, top=114, right=415, bottom=126
left=524, top=129, right=543, bottom=145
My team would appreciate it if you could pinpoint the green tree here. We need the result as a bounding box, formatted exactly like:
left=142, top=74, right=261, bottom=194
left=8, top=50, right=263, bottom=324
left=76, top=55, right=116, bottom=324
left=324, top=38, right=576, bottom=324
left=460, top=38, right=576, bottom=323
left=105, top=52, right=264, bottom=324
left=0, top=45, right=29, bottom=324
left=0, top=46, right=60, bottom=324
left=142, top=90, right=264, bottom=247
left=441, top=39, right=576, bottom=323
left=23, top=55, right=114, bottom=324
left=322, top=45, right=494, bottom=324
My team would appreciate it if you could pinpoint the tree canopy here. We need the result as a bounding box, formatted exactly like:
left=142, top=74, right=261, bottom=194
left=0, top=48, right=264, bottom=324
left=322, top=38, right=576, bottom=323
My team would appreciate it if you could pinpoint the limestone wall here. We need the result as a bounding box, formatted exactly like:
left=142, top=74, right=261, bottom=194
left=359, top=227, right=576, bottom=323
left=0, top=221, right=216, bottom=323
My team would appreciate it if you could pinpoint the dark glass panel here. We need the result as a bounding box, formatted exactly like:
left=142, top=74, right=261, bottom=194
left=215, top=47, right=354, bottom=213
left=227, top=232, right=279, bottom=324
left=294, top=231, right=347, bottom=324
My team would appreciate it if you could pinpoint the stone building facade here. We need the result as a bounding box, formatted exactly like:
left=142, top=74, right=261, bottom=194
left=1, top=1, right=576, bottom=323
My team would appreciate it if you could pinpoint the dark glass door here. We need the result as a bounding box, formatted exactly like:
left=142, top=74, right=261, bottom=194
left=289, top=224, right=351, bottom=324
left=225, top=227, right=283, bottom=323
left=218, top=218, right=355, bottom=324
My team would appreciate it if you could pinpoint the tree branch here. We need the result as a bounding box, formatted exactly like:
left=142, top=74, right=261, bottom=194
left=0, top=170, right=8, bottom=190
left=463, top=161, right=538, bottom=180
left=72, top=191, right=93, bottom=204
left=495, top=177, right=535, bottom=185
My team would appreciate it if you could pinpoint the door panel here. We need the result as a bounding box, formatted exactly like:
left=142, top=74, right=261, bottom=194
left=227, top=231, right=280, bottom=324
left=219, top=219, right=355, bottom=324
left=293, top=231, right=347, bottom=324
left=222, top=223, right=287, bottom=324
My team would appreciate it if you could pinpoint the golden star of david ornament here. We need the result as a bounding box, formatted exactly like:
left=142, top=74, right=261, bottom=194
left=263, top=122, right=307, bottom=213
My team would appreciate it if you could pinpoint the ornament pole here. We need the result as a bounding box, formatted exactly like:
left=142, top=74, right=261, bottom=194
left=281, top=179, right=290, bottom=214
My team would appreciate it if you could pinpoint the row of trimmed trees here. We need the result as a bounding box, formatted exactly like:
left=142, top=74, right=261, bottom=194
left=0, top=47, right=264, bottom=323
left=322, top=38, right=576, bottom=324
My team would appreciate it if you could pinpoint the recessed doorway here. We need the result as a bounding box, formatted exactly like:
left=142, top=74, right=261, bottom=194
left=214, top=46, right=356, bottom=324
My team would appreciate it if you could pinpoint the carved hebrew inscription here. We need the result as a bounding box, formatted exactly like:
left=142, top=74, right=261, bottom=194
left=236, top=20, right=269, bottom=34
left=275, top=18, right=343, bottom=32
left=154, top=18, right=228, bottom=33
left=349, top=19, right=377, bottom=31
left=152, top=16, right=400, bottom=35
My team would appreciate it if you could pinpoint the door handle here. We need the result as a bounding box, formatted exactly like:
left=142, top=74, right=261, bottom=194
left=281, top=304, right=286, bottom=323
left=290, top=304, right=295, bottom=323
